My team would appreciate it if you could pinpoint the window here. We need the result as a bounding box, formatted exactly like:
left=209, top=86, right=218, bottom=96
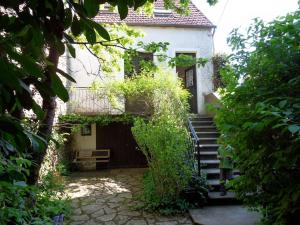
left=81, top=124, right=92, bottom=136
left=124, top=52, right=153, bottom=77
left=153, top=9, right=172, bottom=17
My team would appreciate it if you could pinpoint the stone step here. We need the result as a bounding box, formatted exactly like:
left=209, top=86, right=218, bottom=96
left=191, top=121, right=214, bottom=126
left=196, top=131, right=219, bottom=138
left=198, top=151, right=218, bottom=160
left=200, top=159, right=220, bottom=168
left=207, top=179, right=220, bottom=187
left=202, top=168, right=220, bottom=179
left=198, top=138, right=218, bottom=144
left=189, top=116, right=213, bottom=122
left=199, top=151, right=218, bottom=155
left=194, top=126, right=217, bottom=132
left=208, top=191, right=236, bottom=201
left=199, top=144, right=219, bottom=151
left=202, top=168, right=220, bottom=174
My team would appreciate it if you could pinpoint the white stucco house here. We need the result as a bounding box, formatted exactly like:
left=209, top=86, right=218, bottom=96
left=63, top=0, right=215, bottom=115
left=59, top=0, right=216, bottom=170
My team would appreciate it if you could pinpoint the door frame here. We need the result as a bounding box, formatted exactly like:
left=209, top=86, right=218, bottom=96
left=175, top=52, right=198, bottom=114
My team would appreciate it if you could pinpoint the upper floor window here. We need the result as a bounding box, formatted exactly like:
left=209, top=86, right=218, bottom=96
left=124, top=52, right=154, bottom=77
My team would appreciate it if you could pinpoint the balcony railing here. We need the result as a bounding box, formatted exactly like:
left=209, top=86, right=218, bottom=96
left=67, top=87, right=124, bottom=115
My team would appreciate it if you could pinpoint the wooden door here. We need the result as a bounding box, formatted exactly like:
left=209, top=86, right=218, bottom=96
left=96, top=123, right=147, bottom=168
left=185, top=66, right=198, bottom=113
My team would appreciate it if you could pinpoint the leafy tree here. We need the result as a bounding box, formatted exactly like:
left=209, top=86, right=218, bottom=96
left=215, top=11, right=300, bottom=225
left=212, top=53, right=229, bottom=90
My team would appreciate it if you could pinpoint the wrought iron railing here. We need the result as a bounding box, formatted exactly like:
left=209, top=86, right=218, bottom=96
left=67, top=87, right=124, bottom=114
left=188, top=117, right=201, bottom=176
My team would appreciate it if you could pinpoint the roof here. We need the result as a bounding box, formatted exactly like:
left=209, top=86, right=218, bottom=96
left=94, top=0, right=214, bottom=28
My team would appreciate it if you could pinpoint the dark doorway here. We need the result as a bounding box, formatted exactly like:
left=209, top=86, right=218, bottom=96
left=176, top=53, right=198, bottom=113
left=96, top=123, right=147, bottom=168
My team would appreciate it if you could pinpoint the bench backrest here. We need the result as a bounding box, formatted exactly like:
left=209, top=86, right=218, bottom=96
left=76, top=149, right=110, bottom=158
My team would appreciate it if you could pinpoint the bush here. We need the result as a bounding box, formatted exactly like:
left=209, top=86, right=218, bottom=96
left=215, top=11, right=300, bottom=225
left=0, top=171, right=70, bottom=225
left=104, top=70, right=205, bottom=213
left=0, top=131, right=70, bottom=224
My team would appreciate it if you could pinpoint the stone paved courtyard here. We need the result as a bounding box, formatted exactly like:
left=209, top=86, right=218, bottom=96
left=65, top=168, right=193, bottom=225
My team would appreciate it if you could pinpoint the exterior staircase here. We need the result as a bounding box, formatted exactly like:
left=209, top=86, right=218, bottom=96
left=189, top=115, right=239, bottom=204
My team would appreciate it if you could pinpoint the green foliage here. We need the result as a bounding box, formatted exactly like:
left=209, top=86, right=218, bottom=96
left=182, top=174, right=208, bottom=207
left=0, top=171, right=70, bottom=225
left=103, top=70, right=195, bottom=213
left=212, top=54, right=229, bottom=90
left=215, top=11, right=300, bottom=225
left=0, top=0, right=216, bottom=222
left=169, top=54, right=208, bottom=68
left=39, top=129, right=71, bottom=178
left=59, top=113, right=138, bottom=126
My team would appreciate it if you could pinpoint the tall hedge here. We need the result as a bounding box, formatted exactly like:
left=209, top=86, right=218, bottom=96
left=215, top=11, right=300, bottom=225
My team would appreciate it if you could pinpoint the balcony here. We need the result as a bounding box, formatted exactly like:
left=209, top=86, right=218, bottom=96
left=67, top=87, right=124, bottom=115
left=66, top=87, right=153, bottom=115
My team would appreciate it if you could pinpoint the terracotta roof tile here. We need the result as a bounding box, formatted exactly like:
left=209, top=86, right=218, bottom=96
left=94, top=0, right=214, bottom=28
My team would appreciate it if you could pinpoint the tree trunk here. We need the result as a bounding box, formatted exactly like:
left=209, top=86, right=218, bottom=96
left=27, top=45, right=59, bottom=185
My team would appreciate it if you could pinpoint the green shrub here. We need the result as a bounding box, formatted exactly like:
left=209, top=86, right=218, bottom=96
left=103, top=70, right=200, bottom=213
left=133, top=115, right=192, bottom=213
left=215, top=11, right=300, bottom=225
left=0, top=145, right=70, bottom=224
left=0, top=171, right=70, bottom=225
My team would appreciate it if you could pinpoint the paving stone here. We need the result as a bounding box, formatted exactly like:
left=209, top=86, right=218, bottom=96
left=90, top=209, right=105, bottom=218
left=85, top=219, right=100, bottom=225
left=82, top=204, right=104, bottom=214
left=72, top=208, right=82, bottom=215
left=70, top=214, right=89, bottom=222
left=108, top=196, right=125, bottom=203
left=146, top=218, right=156, bottom=225
left=107, top=203, right=119, bottom=208
left=113, top=214, right=130, bottom=224
left=69, top=221, right=85, bottom=225
left=118, top=209, right=141, bottom=217
left=96, top=198, right=106, bottom=204
left=125, top=219, right=147, bottom=225
left=104, top=206, right=117, bottom=214
left=95, top=213, right=116, bottom=222
left=104, top=221, right=117, bottom=225
left=155, top=221, right=178, bottom=225
left=156, top=216, right=176, bottom=222
left=118, top=193, right=132, bottom=199
left=65, top=169, right=192, bottom=225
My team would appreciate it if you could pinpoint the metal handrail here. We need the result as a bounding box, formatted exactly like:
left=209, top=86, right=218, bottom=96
left=188, top=117, right=201, bottom=176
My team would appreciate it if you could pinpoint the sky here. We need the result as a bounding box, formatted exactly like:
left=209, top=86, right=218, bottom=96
left=192, top=0, right=299, bottom=53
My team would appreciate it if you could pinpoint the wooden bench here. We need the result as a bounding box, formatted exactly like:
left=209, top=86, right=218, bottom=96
left=73, top=149, right=110, bottom=163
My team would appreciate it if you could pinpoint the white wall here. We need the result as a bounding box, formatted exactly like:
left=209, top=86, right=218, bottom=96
left=65, top=25, right=214, bottom=114
left=72, top=123, right=96, bottom=150
left=134, top=26, right=214, bottom=113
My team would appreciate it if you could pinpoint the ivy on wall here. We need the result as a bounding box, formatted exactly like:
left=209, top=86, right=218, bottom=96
left=58, top=113, right=143, bottom=127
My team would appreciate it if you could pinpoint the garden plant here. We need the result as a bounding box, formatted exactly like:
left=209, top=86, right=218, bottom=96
left=215, top=10, right=300, bottom=225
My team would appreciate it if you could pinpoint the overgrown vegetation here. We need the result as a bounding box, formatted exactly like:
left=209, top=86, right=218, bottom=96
left=0, top=162, right=70, bottom=225
left=100, top=70, right=207, bottom=214
left=0, top=0, right=217, bottom=222
left=212, top=53, right=229, bottom=90
left=215, top=11, right=300, bottom=225
left=59, top=113, right=138, bottom=126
